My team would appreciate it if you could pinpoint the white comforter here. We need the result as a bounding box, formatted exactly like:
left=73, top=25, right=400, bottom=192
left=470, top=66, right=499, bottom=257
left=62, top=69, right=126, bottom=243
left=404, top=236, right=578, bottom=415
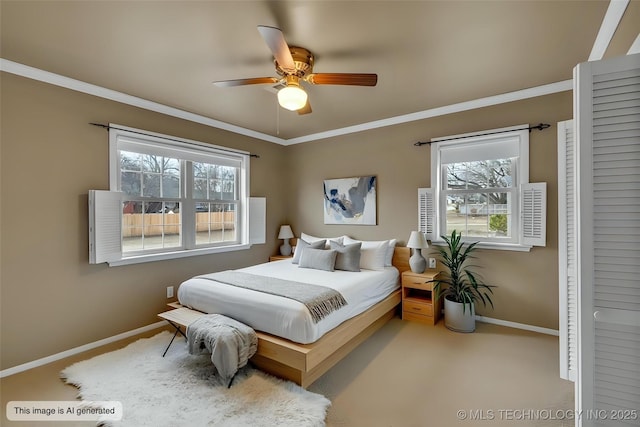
left=177, top=259, right=400, bottom=344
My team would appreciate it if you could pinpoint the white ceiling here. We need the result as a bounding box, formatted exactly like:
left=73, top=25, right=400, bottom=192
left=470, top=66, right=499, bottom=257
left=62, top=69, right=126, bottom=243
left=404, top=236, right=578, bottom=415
left=1, top=1, right=639, bottom=144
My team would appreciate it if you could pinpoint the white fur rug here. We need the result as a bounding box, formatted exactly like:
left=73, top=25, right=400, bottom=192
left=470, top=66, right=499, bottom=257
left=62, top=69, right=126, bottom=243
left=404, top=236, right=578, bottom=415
left=61, top=331, right=330, bottom=427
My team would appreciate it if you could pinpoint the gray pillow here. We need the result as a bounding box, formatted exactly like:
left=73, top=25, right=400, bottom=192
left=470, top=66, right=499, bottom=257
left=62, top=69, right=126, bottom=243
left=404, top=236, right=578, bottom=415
left=330, top=240, right=362, bottom=272
left=298, top=248, right=338, bottom=272
left=292, top=239, right=326, bottom=264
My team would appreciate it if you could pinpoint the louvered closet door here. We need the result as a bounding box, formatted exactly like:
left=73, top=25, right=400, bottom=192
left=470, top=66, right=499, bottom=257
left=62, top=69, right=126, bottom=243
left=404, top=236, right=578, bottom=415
left=558, top=120, right=577, bottom=382
left=575, top=53, right=640, bottom=427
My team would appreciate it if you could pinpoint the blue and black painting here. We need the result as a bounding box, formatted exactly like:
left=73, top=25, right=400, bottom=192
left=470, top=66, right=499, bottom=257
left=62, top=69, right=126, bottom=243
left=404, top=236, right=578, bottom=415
left=324, top=176, right=376, bottom=219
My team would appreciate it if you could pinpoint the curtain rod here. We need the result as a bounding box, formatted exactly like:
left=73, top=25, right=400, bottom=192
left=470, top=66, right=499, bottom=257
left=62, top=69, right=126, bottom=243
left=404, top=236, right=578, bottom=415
left=413, top=123, right=550, bottom=146
left=89, top=123, right=260, bottom=158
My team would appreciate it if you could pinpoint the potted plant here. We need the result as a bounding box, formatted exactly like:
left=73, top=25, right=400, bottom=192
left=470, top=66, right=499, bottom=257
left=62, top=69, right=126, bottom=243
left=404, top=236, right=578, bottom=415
left=432, top=230, right=496, bottom=332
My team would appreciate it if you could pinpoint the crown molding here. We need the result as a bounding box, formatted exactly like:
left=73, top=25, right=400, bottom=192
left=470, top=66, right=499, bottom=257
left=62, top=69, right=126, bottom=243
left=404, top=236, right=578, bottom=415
left=2, top=58, right=571, bottom=145
left=589, top=0, right=629, bottom=61
left=0, top=58, right=285, bottom=145
left=283, top=80, right=573, bottom=145
left=629, top=34, right=640, bottom=55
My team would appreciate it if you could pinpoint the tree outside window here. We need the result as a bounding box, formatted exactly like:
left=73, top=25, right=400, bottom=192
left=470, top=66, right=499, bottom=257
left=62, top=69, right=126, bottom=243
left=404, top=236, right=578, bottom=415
left=444, top=158, right=514, bottom=239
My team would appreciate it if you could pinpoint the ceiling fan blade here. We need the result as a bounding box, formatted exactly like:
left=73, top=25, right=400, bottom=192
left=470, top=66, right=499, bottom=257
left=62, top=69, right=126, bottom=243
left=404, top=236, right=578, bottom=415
left=306, top=73, right=378, bottom=86
left=297, top=100, right=312, bottom=115
left=213, top=77, right=279, bottom=87
left=257, top=25, right=296, bottom=73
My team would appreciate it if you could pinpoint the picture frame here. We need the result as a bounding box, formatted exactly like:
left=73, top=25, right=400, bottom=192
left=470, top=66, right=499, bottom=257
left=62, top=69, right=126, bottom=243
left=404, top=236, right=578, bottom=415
left=323, top=176, right=377, bottom=225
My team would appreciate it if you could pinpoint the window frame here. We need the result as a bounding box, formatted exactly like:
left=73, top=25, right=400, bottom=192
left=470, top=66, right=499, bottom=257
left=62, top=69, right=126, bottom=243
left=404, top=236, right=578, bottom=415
left=430, top=125, right=532, bottom=251
left=107, top=124, right=251, bottom=265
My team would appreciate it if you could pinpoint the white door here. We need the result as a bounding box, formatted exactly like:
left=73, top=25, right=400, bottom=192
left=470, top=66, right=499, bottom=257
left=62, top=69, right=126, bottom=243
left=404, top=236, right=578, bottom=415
left=574, top=53, right=640, bottom=427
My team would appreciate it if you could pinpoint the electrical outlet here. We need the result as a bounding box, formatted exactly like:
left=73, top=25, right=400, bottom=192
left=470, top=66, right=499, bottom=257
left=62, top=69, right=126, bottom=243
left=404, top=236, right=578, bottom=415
left=428, top=258, right=437, bottom=269
left=166, top=286, right=174, bottom=299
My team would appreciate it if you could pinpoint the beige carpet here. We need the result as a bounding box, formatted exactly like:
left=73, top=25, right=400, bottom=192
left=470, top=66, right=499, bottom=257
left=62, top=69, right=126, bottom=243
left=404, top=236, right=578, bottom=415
left=1, top=318, right=574, bottom=427
left=309, top=318, right=574, bottom=427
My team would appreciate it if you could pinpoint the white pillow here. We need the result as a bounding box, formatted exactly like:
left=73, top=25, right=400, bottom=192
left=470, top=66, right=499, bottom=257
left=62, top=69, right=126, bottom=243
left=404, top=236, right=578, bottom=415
left=386, top=239, right=397, bottom=266
left=344, top=237, right=396, bottom=267
left=339, top=238, right=387, bottom=271
left=301, top=232, right=345, bottom=249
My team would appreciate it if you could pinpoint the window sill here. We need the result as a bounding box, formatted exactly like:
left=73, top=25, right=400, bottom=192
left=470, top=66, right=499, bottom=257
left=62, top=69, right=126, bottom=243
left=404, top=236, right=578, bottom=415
left=107, top=244, right=251, bottom=266
left=429, top=241, right=533, bottom=252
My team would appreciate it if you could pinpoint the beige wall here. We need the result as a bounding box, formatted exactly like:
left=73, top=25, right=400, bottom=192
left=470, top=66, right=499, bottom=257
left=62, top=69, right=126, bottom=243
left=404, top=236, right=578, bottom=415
left=287, top=91, right=573, bottom=330
left=0, top=73, right=288, bottom=370
left=1, top=71, right=571, bottom=371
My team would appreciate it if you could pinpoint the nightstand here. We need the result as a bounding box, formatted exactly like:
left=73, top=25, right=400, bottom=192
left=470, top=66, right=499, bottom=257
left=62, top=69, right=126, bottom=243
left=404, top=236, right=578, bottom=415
left=401, top=270, right=441, bottom=325
left=269, top=255, right=293, bottom=261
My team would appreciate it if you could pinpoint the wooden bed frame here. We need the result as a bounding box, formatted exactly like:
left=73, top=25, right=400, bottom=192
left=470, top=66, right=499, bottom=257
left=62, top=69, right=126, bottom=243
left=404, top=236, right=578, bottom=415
left=160, top=246, right=410, bottom=388
left=251, top=246, right=410, bottom=388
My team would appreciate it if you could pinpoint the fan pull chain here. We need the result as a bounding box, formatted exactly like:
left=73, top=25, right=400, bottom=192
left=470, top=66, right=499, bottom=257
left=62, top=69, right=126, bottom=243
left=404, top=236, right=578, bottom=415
left=276, top=97, right=280, bottom=136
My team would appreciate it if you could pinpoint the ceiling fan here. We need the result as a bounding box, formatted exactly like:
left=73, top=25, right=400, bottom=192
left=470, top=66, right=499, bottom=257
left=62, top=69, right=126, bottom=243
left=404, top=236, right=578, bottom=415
left=213, top=25, right=378, bottom=115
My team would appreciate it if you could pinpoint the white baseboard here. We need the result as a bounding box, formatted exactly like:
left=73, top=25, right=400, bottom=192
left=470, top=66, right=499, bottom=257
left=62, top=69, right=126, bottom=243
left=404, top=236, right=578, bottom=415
left=475, top=315, right=559, bottom=336
left=0, top=321, right=166, bottom=378
left=1, top=315, right=559, bottom=378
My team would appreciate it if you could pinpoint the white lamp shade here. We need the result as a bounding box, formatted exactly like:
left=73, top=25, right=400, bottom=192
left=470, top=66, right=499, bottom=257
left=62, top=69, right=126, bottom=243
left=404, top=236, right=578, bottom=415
left=277, top=86, right=308, bottom=111
left=407, top=231, right=428, bottom=248
left=278, top=225, right=294, bottom=239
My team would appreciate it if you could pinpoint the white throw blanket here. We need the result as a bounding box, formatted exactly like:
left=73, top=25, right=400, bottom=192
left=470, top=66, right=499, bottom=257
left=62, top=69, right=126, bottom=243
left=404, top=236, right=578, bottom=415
left=186, top=314, right=258, bottom=387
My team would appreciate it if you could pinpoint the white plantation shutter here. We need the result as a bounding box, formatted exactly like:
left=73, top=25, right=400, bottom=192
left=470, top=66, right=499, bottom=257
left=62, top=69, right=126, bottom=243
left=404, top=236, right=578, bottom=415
left=89, top=190, right=123, bottom=264
left=558, top=119, right=577, bottom=382
left=575, top=53, right=640, bottom=427
left=418, top=188, right=435, bottom=241
left=248, top=197, right=266, bottom=244
left=520, top=183, right=546, bottom=247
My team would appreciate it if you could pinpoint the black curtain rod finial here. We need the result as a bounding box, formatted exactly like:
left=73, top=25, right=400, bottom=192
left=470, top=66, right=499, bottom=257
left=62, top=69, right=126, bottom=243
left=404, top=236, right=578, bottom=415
left=529, top=123, right=551, bottom=132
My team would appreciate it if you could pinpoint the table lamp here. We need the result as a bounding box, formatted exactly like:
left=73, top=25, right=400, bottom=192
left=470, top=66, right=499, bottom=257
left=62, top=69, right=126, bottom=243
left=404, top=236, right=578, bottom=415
left=278, top=225, right=294, bottom=256
left=407, top=231, right=428, bottom=273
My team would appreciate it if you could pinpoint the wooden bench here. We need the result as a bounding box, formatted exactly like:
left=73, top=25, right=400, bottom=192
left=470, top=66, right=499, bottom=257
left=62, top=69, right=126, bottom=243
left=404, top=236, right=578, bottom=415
left=157, top=303, right=205, bottom=356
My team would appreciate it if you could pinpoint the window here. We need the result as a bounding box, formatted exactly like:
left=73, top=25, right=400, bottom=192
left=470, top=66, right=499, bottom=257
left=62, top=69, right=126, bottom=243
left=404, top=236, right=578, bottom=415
left=119, top=149, right=183, bottom=253
left=89, top=124, right=252, bottom=265
left=443, top=157, right=516, bottom=241
left=426, top=125, right=545, bottom=251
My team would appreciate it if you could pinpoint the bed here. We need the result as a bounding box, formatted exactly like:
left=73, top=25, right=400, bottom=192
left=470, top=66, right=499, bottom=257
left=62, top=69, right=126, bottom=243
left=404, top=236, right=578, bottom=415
left=177, top=238, right=410, bottom=387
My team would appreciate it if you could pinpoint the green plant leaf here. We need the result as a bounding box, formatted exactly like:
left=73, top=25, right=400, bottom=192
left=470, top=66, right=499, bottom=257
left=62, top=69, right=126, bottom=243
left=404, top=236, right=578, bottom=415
left=432, top=230, right=497, bottom=310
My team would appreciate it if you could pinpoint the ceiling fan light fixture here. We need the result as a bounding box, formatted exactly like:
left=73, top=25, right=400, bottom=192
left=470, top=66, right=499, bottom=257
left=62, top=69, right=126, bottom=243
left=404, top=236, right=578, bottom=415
left=212, top=26, right=378, bottom=114
left=278, top=84, right=307, bottom=111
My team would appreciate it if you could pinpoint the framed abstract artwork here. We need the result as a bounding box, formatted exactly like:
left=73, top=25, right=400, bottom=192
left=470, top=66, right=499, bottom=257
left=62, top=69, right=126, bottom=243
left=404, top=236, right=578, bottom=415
left=323, top=176, right=377, bottom=225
